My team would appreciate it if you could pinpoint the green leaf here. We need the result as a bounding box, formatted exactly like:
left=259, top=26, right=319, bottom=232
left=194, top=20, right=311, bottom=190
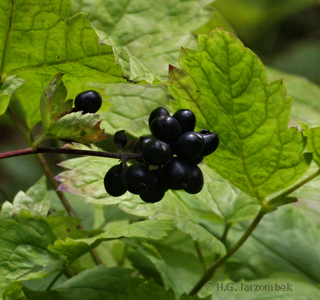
left=1, top=0, right=158, bottom=131
left=0, top=75, right=24, bottom=116
left=40, top=73, right=71, bottom=132
left=98, top=84, right=172, bottom=137
left=224, top=204, right=320, bottom=283
left=0, top=213, right=62, bottom=298
left=95, top=29, right=161, bottom=84
left=300, top=122, right=320, bottom=167
left=127, top=280, right=176, bottom=300
left=209, top=275, right=320, bottom=299
left=45, top=111, right=107, bottom=144
left=38, top=73, right=109, bottom=144
left=267, top=67, right=320, bottom=124
left=173, top=164, right=260, bottom=224
left=133, top=232, right=214, bottom=298
left=46, top=214, right=86, bottom=240
left=168, top=28, right=311, bottom=201
left=48, top=237, right=101, bottom=262
left=48, top=219, right=173, bottom=263
left=23, top=265, right=144, bottom=300
left=1, top=176, right=49, bottom=219
left=71, top=0, right=214, bottom=77
left=3, top=282, right=28, bottom=300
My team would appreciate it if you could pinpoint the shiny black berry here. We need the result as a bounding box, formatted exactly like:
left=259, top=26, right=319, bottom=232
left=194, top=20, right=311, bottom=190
left=148, top=107, right=170, bottom=127
left=198, top=130, right=219, bottom=156
left=184, top=164, right=204, bottom=194
left=139, top=170, right=166, bottom=203
left=123, top=164, right=150, bottom=194
left=141, top=139, right=171, bottom=166
left=114, top=130, right=127, bottom=150
left=161, top=158, right=191, bottom=190
left=172, top=131, right=205, bottom=161
left=173, top=109, right=196, bottom=134
left=74, top=90, right=102, bottom=114
left=133, top=136, right=155, bottom=163
left=104, top=164, right=127, bottom=197
left=150, top=116, right=181, bottom=143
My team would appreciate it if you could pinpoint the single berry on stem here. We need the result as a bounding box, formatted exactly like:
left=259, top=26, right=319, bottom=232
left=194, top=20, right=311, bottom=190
left=74, top=90, right=102, bottom=114
left=114, top=130, right=127, bottom=150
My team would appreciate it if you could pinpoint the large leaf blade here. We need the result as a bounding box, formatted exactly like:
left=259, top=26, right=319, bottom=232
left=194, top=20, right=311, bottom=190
left=168, top=29, right=311, bottom=201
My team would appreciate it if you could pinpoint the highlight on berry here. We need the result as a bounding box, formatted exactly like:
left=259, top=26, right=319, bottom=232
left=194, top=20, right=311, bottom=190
left=103, top=107, right=219, bottom=203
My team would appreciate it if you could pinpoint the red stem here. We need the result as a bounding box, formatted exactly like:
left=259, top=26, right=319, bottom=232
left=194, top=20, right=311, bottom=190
left=0, top=147, right=140, bottom=160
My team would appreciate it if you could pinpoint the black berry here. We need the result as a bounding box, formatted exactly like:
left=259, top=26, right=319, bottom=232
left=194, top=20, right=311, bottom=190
left=74, top=90, right=102, bottom=114
left=184, top=164, right=204, bottom=194
left=141, top=139, right=171, bottom=166
left=173, top=109, right=196, bottom=133
left=161, top=158, right=191, bottom=190
left=104, top=164, right=127, bottom=197
left=198, top=130, right=219, bottom=156
left=148, top=107, right=170, bottom=127
left=139, top=170, right=166, bottom=203
left=133, top=136, right=155, bottom=163
left=172, top=131, right=205, bottom=161
left=150, top=116, right=181, bottom=143
left=114, top=130, right=127, bottom=150
left=123, top=164, right=150, bottom=194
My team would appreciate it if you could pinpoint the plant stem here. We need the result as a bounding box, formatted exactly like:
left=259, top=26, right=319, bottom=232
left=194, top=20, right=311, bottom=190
left=6, top=107, right=33, bottom=145
left=194, top=241, right=207, bottom=271
left=220, top=222, right=231, bottom=244
left=5, top=110, right=105, bottom=266
left=35, top=152, right=79, bottom=219
left=32, top=134, right=47, bottom=149
left=34, top=151, right=104, bottom=265
left=46, top=269, right=65, bottom=291
left=189, top=207, right=268, bottom=295
left=266, top=169, right=320, bottom=207
left=0, top=146, right=140, bottom=160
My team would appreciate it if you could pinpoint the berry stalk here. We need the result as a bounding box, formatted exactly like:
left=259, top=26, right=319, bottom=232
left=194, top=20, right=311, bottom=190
left=0, top=146, right=140, bottom=160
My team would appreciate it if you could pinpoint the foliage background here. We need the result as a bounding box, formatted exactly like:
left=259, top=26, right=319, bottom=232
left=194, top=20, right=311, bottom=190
left=1, top=0, right=320, bottom=299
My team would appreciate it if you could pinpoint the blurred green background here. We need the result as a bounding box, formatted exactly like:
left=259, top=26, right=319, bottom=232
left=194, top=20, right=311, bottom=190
left=1, top=0, right=320, bottom=203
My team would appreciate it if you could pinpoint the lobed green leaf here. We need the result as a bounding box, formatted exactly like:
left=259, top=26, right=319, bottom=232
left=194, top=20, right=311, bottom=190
left=71, top=0, right=214, bottom=77
left=0, top=0, right=158, bottom=130
left=168, top=28, right=311, bottom=202
left=46, top=111, right=107, bottom=144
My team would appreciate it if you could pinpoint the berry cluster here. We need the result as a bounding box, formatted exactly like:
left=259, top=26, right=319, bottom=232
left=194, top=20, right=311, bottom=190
left=104, top=107, right=219, bottom=203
